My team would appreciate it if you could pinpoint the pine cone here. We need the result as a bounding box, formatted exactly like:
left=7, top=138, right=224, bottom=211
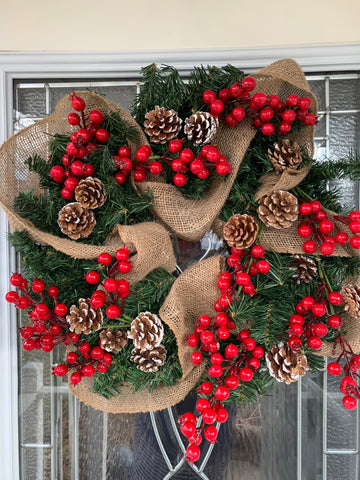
left=75, top=177, right=106, bottom=210
left=66, top=298, right=103, bottom=335
left=58, top=202, right=95, bottom=240
left=184, top=111, right=219, bottom=146
left=127, top=312, right=164, bottom=351
left=266, top=342, right=309, bottom=384
left=99, top=328, right=128, bottom=353
left=223, top=214, right=258, bottom=250
left=292, top=255, right=318, bottom=284
left=144, top=106, right=182, bottom=144
left=268, top=139, right=303, bottom=172
left=341, top=285, right=360, bottom=317
left=257, top=190, right=298, bottom=229
left=130, top=344, right=167, bottom=372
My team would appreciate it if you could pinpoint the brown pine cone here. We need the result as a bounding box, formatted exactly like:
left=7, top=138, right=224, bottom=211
left=292, top=255, right=318, bottom=284
left=144, top=106, right=182, bottom=144
left=341, top=285, right=360, bottom=317
left=66, top=298, right=103, bottom=335
left=268, top=139, right=303, bottom=172
left=130, top=344, right=167, bottom=372
left=58, top=202, right=95, bottom=240
left=266, top=342, right=309, bottom=384
left=257, top=190, right=299, bottom=229
left=184, top=111, right=219, bottom=146
left=127, top=312, right=164, bottom=351
left=75, top=177, right=106, bottom=210
left=223, top=214, right=258, bottom=250
left=99, top=328, right=128, bottom=353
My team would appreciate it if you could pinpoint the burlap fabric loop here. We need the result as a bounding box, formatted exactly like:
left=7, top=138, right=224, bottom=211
left=70, top=255, right=225, bottom=413
left=255, top=166, right=312, bottom=201
left=132, top=59, right=317, bottom=242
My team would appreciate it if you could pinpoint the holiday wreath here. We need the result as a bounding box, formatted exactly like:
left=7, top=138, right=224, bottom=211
left=1, top=59, right=360, bottom=462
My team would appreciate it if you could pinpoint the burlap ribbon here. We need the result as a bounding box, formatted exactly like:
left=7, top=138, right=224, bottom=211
left=70, top=256, right=224, bottom=413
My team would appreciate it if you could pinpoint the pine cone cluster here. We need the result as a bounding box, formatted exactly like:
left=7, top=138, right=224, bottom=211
left=130, top=345, right=167, bottom=372
left=128, top=312, right=164, bottom=350
left=341, top=285, right=360, bottom=317
left=268, top=139, right=303, bottom=172
left=99, top=328, right=128, bottom=353
left=184, top=111, right=218, bottom=146
left=292, top=255, right=318, bottom=284
left=58, top=202, right=95, bottom=240
left=223, top=214, right=258, bottom=250
left=144, top=106, right=182, bottom=144
left=266, top=342, right=309, bottom=384
left=66, top=298, right=103, bottom=334
left=75, top=177, right=106, bottom=210
left=257, top=190, right=299, bottom=229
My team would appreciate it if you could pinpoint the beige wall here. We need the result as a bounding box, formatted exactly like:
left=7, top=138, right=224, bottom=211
left=0, top=0, right=359, bottom=51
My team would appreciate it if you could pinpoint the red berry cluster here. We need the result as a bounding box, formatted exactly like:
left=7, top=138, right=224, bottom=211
left=85, top=248, right=132, bottom=319
left=6, top=274, right=77, bottom=353
left=114, top=140, right=231, bottom=187
left=202, top=80, right=317, bottom=136
left=327, top=337, right=360, bottom=410
left=49, top=93, right=107, bottom=200
left=179, top=246, right=269, bottom=463
left=298, top=201, right=360, bottom=255
left=286, top=280, right=344, bottom=352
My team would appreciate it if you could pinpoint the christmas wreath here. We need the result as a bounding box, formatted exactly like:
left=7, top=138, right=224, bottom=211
left=1, top=58, right=360, bottom=463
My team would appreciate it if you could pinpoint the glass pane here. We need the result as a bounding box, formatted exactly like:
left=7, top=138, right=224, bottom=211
left=330, top=79, right=360, bottom=111
left=307, top=79, right=326, bottom=111
left=16, top=86, right=46, bottom=117
left=329, top=113, right=360, bottom=159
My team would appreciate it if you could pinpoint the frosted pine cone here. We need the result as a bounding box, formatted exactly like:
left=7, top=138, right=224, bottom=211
left=75, top=177, right=106, bottom=210
left=99, top=328, right=128, bottom=353
left=144, top=106, right=182, bottom=144
left=127, top=312, right=164, bottom=351
left=292, top=255, right=318, bottom=284
left=257, top=190, right=298, bottom=229
left=184, top=111, right=219, bottom=146
left=130, top=345, right=167, bottom=372
left=58, top=202, right=95, bottom=240
left=268, top=139, right=303, bottom=172
left=266, top=342, right=309, bottom=384
left=341, top=285, right=360, bottom=317
left=66, top=298, right=103, bottom=335
left=223, top=214, right=258, bottom=250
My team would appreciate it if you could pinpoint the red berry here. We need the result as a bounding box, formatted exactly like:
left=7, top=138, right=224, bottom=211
left=251, top=92, right=268, bottom=110
left=217, top=326, right=230, bottom=340
left=103, top=278, right=118, bottom=292
left=23, top=339, right=36, bottom=351
left=205, top=146, right=220, bottom=163
left=118, top=261, right=132, bottom=274
left=82, top=365, right=96, bottom=377
left=210, top=99, right=224, bottom=115
left=216, top=407, right=228, bottom=423
left=257, top=260, right=270, bottom=274
left=278, top=122, right=292, bottom=134
left=20, top=326, right=34, bottom=340
left=224, top=344, right=239, bottom=359
left=70, top=372, right=82, bottom=385
left=190, top=159, right=204, bottom=175
left=168, top=139, right=183, bottom=153
left=299, top=203, right=313, bottom=216
left=231, top=106, right=246, bottom=121
left=229, top=83, right=243, bottom=98
left=196, top=398, right=210, bottom=412
left=327, top=362, right=342, bottom=376
left=251, top=245, right=265, bottom=258
left=53, top=364, right=68, bottom=377
left=312, top=323, right=328, bottom=337
left=214, top=313, right=229, bottom=328
left=89, top=109, right=104, bottom=125
left=216, top=162, right=231, bottom=175
left=186, top=445, right=200, bottom=463
left=343, top=395, right=357, bottom=410
left=201, top=381, right=213, bottom=395
left=218, top=88, right=231, bottom=102
left=286, top=94, right=299, bottom=107
left=202, top=89, right=217, bottom=104
left=350, top=236, right=360, bottom=249
left=91, top=346, right=104, bottom=360
left=98, top=252, right=112, bottom=266
left=5, top=291, right=19, bottom=303
left=117, top=145, right=131, bottom=157
left=242, top=77, right=256, bottom=91
left=307, top=336, right=322, bottom=350
left=268, top=95, right=280, bottom=108
left=190, top=351, right=203, bottom=365
left=50, top=165, right=66, bottom=182
left=312, top=303, right=327, bottom=317
left=225, top=114, right=238, bottom=127
left=85, top=270, right=100, bottom=284
left=203, top=425, right=218, bottom=443
left=282, top=110, right=296, bottom=123
left=70, top=160, right=85, bottom=176
left=70, top=94, right=86, bottom=111
left=242, top=283, right=255, bottom=295
left=320, top=242, right=334, bottom=256
left=328, top=292, right=343, bottom=305
left=114, top=172, right=126, bottom=185
left=297, top=222, right=312, bottom=238
left=202, top=408, right=217, bottom=424
left=106, top=305, right=121, bottom=319
left=200, top=330, right=215, bottom=345
left=302, top=240, right=317, bottom=254
left=327, top=315, right=342, bottom=329
left=252, top=346, right=264, bottom=358
left=68, top=112, right=80, bottom=125
left=66, top=352, right=78, bottom=364
left=173, top=173, right=187, bottom=186
left=181, top=421, right=196, bottom=437
left=248, top=357, right=260, bottom=370
left=261, top=123, right=275, bottom=136
left=208, top=364, right=223, bottom=378
left=303, top=113, right=317, bottom=126
left=239, top=367, right=253, bottom=382
left=186, top=333, right=199, bottom=348
left=298, top=97, right=312, bottom=110
left=95, top=128, right=109, bottom=143
left=236, top=272, right=251, bottom=286
left=149, top=161, right=163, bottom=175
left=288, top=337, right=302, bottom=351
left=225, top=375, right=239, bottom=390
left=335, top=231, right=349, bottom=244
left=54, top=303, right=68, bottom=316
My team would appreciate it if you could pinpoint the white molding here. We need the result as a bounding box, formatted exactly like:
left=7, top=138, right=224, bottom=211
left=0, top=43, right=359, bottom=480
left=0, top=43, right=359, bottom=77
